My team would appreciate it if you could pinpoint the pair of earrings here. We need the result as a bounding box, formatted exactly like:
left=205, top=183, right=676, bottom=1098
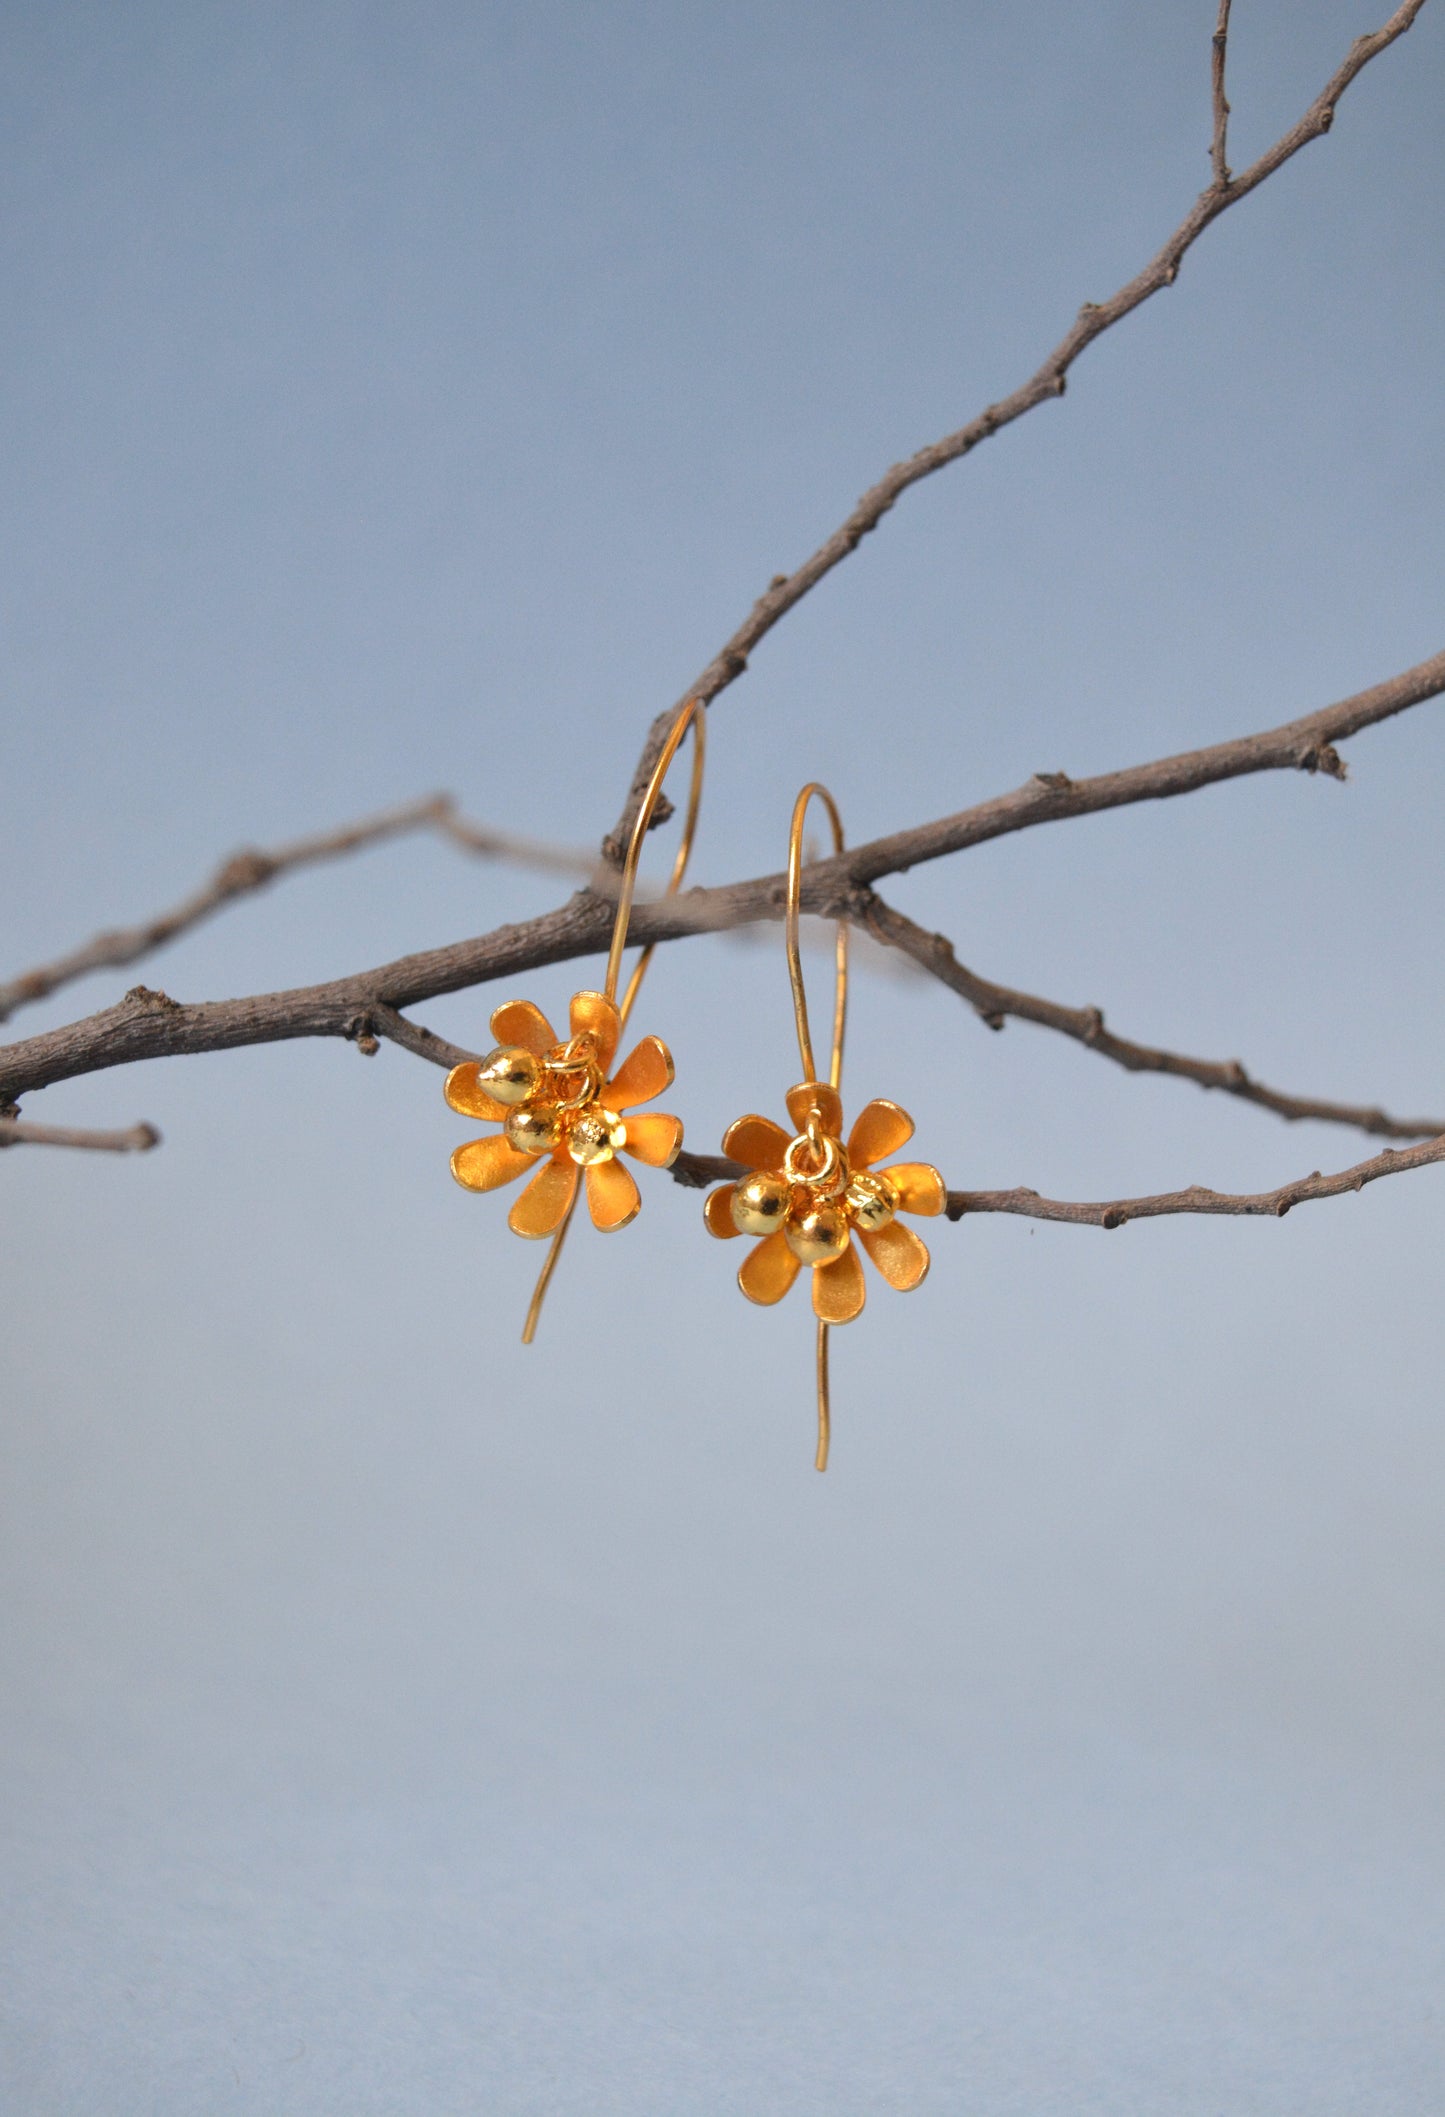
left=443, top=702, right=944, bottom=1470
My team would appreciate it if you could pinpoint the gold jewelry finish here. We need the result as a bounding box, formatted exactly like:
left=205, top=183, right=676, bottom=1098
left=705, top=781, right=943, bottom=1471
left=446, top=699, right=703, bottom=1340
left=784, top=783, right=847, bottom=1091
left=843, top=1169, right=898, bottom=1233
left=477, top=1046, right=542, bottom=1106
left=606, top=701, right=707, bottom=1029
left=784, top=1199, right=850, bottom=1266
left=504, top=1105, right=564, bottom=1157
left=730, top=1168, right=792, bottom=1238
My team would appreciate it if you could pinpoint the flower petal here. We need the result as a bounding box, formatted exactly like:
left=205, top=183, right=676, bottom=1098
left=570, top=990, right=621, bottom=1074
left=786, top=1081, right=844, bottom=1137
left=607, top=1035, right=675, bottom=1110
left=847, top=1098, right=915, bottom=1168
left=508, top=1155, right=578, bottom=1238
left=812, top=1241, right=866, bottom=1324
left=443, top=1061, right=511, bottom=1122
left=878, top=1161, right=946, bottom=1217
left=449, top=1134, right=535, bottom=1192
left=619, top=1111, right=682, bottom=1167
left=704, top=1184, right=741, bottom=1238
left=489, top=999, right=557, bottom=1056
left=737, top=1229, right=802, bottom=1306
left=586, top=1155, right=641, bottom=1232
left=860, top=1219, right=930, bottom=1291
left=721, top=1114, right=791, bottom=1170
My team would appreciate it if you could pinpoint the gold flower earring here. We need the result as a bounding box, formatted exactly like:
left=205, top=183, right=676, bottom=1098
left=704, top=782, right=945, bottom=1471
left=444, top=699, right=704, bottom=1341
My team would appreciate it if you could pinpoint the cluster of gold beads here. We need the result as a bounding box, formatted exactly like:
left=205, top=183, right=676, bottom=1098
left=477, top=1033, right=627, bottom=1168
left=730, top=1114, right=897, bottom=1263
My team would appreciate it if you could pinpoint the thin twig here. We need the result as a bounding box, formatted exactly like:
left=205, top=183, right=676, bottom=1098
left=204, top=1006, right=1445, bottom=1234
left=944, top=1132, right=1445, bottom=1226
left=2, top=792, right=883, bottom=1033
left=606, top=0, right=1428, bottom=856
left=1211, top=0, right=1234, bottom=188
left=844, top=645, right=1445, bottom=885
left=3, top=646, right=1442, bottom=1106
left=0, top=795, right=592, bottom=1026
left=368, top=1004, right=478, bottom=1072
left=431, top=810, right=595, bottom=880
left=861, top=896, right=1443, bottom=1141
left=0, top=794, right=444, bottom=1022
left=0, top=1116, right=159, bottom=1153
left=671, top=1150, right=742, bottom=1189
left=669, top=1138, right=1445, bottom=1227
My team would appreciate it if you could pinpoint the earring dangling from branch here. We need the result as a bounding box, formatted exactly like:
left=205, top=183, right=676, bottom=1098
left=444, top=699, right=705, bottom=1341
left=703, top=782, right=944, bottom=1470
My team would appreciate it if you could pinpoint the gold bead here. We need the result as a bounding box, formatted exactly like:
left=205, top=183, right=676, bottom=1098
left=785, top=1199, right=850, bottom=1265
left=730, top=1169, right=791, bottom=1237
left=504, top=1105, right=562, bottom=1156
left=845, top=1169, right=897, bottom=1233
left=566, top=1105, right=624, bottom=1166
left=479, top=1045, right=542, bottom=1106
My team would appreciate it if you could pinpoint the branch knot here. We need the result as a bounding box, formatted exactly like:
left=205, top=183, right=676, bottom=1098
left=215, top=849, right=278, bottom=893
left=1301, top=742, right=1348, bottom=780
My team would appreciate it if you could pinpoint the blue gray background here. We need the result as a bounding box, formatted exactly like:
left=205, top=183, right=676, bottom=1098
left=4, top=3, right=1444, bottom=2109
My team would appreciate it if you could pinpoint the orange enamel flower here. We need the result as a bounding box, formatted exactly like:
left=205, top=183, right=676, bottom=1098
left=445, top=990, right=682, bottom=1237
left=704, top=1079, right=945, bottom=1322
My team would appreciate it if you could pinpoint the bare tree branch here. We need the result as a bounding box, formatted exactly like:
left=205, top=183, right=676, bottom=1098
left=861, top=896, right=1443, bottom=1141
left=2, top=794, right=908, bottom=1040
left=1211, top=0, right=1234, bottom=188
left=607, top=0, right=1429, bottom=857
left=0, top=1115, right=159, bottom=1153
left=844, top=645, right=1445, bottom=885
left=0, top=795, right=442, bottom=1023
left=368, top=1004, right=477, bottom=1072
left=944, top=1132, right=1445, bottom=1227
left=3, top=646, right=1441, bottom=1107
left=3, top=780, right=909, bottom=1039
left=671, top=1150, right=742, bottom=1189
left=358, top=981, right=1438, bottom=1170
left=60, top=979, right=1431, bottom=1241
left=0, top=794, right=593, bottom=1027
left=430, top=809, right=595, bottom=881
left=669, top=1138, right=1445, bottom=1228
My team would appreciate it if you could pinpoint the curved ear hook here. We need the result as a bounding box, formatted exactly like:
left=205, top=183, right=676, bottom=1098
left=605, top=698, right=707, bottom=1027
left=783, top=780, right=848, bottom=1470
left=521, top=698, right=706, bottom=1344
left=784, top=781, right=847, bottom=1092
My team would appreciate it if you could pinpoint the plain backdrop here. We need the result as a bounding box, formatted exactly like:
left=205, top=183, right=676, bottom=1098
left=3, top=3, right=1444, bottom=2110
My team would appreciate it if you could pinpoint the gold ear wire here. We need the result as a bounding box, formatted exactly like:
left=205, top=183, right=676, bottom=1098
left=608, top=699, right=707, bottom=1027
left=703, top=779, right=944, bottom=1473
left=444, top=698, right=705, bottom=1344
left=522, top=699, right=706, bottom=1343
left=784, top=783, right=848, bottom=1467
left=784, top=781, right=848, bottom=1093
